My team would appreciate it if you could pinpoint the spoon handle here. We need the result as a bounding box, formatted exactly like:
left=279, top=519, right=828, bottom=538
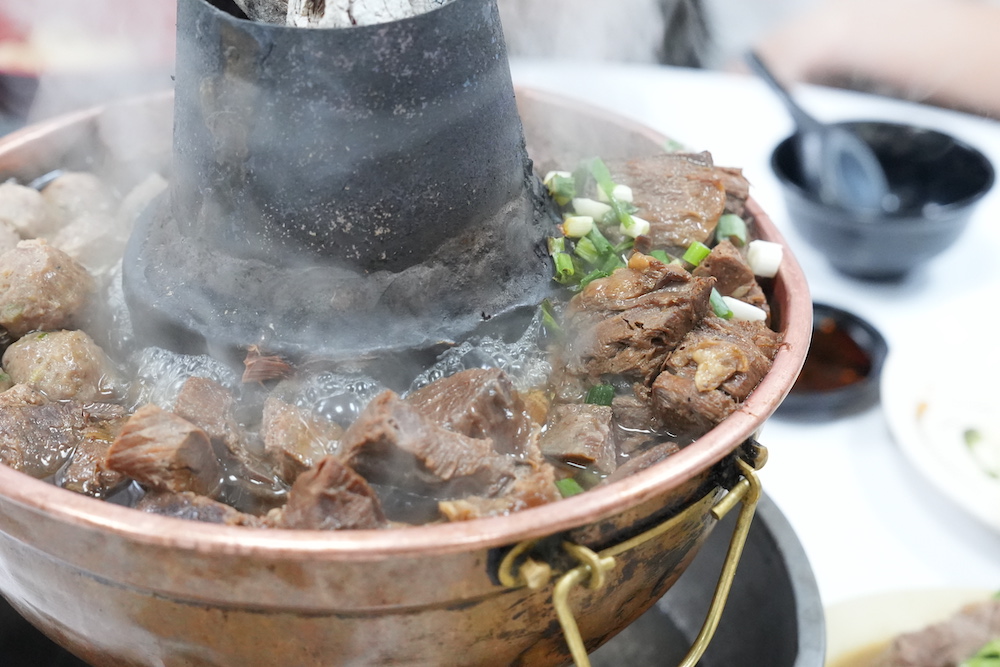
left=744, top=51, right=820, bottom=132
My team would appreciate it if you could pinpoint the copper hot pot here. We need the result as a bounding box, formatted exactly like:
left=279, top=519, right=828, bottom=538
left=0, top=89, right=812, bottom=666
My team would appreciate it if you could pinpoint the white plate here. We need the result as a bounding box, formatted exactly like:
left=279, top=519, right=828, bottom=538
left=825, top=588, right=995, bottom=667
left=880, top=305, right=1000, bottom=532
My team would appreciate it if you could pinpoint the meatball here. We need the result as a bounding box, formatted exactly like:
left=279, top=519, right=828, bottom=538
left=2, top=329, right=118, bottom=402
left=51, top=212, right=125, bottom=274
left=0, top=181, right=57, bottom=240
left=41, top=171, right=114, bottom=227
left=0, top=239, right=94, bottom=338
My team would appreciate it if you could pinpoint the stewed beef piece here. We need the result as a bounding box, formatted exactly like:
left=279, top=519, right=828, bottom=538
left=693, top=239, right=769, bottom=316
left=873, top=597, right=1000, bottom=667
left=652, top=317, right=781, bottom=434
left=406, top=367, right=536, bottom=457
left=56, top=403, right=128, bottom=498
left=606, top=152, right=749, bottom=250
left=339, top=390, right=516, bottom=500
left=137, top=491, right=265, bottom=527
left=271, top=455, right=387, bottom=530
left=105, top=404, right=223, bottom=496
left=556, top=255, right=714, bottom=389
left=539, top=403, right=616, bottom=474
left=261, top=396, right=342, bottom=484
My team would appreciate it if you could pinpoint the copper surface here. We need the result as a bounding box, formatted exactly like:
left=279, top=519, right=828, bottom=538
left=0, top=89, right=812, bottom=666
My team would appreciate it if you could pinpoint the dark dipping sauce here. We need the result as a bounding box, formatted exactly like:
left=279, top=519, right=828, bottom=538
left=778, top=302, right=887, bottom=420
left=795, top=315, right=872, bottom=392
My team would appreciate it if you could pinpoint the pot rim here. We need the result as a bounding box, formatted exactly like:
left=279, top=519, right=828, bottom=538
left=0, top=88, right=812, bottom=560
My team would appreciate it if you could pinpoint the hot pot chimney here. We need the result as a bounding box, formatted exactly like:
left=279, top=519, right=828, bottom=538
left=122, top=0, right=555, bottom=361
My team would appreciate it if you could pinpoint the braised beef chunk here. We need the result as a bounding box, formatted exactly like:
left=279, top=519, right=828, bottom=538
left=693, top=240, right=769, bottom=316
left=601, top=439, right=681, bottom=486
left=557, top=256, right=713, bottom=386
left=718, top=166, right=751, bottom=219
left=56, top=404, right=128, bottom=498
left=540, top=404, right=616, bottom=474
left=873, top=598, right=1000, bottom=667
left=105, top=404, right=222, bottom=496
left=651, top=371, right=738, bottom=435
left=262, top=396, right=342, bottom=484
left=606, top=152, right=745, bottom=250
left=666, top=318, right=780, bottom=399
left=273, top=455, right=386, bottom=530
left=438, top=457, right=561, bottom=521
left=652, top=317, right=780, bottom=434
left=173, top=377, right=243, bottom=455
left=340, top=390, right=515, bottom=499
left=137, top=491, right=264, bottom=527
left=0, top=399, right=86, bottom=477
left=406, top=368, right=535, bottom=457
left=611, top=390, right=664, bottom=455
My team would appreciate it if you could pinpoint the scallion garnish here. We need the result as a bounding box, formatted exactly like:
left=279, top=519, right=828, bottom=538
left=649, top=249, right=672, bottom=263
left=715, top=213, right=748, bottom=246
left=552, top=252, right=576, bottom=283
left=710, top=288, right=733, bottom=319
left=589, top=157, right=638, bottom=234
left=574, top=236, right=601, bottom=264
left=540, top=299, right=562, bottom=335
left=682, top=241, right=712, bottom=266
left=585, top=383, right=615, bottom=406
left=543, top=171, right=576, bottom=206
left=555, top=478, right=585, bottom=497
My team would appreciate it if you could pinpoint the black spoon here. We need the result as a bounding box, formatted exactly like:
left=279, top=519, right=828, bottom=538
left=746, top=50, right=891, bottom=212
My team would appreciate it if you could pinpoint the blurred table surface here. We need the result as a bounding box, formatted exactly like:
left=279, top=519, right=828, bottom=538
left=511, top=59, right=1000, bottom=610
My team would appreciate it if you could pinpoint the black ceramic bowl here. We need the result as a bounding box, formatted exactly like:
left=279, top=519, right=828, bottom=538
left=776, top=302, right=888, bottom=420
left=772, top=121, right=994, bottom=280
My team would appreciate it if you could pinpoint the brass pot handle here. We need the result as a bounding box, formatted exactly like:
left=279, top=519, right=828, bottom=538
left=498, top=444, right=765, bottom=667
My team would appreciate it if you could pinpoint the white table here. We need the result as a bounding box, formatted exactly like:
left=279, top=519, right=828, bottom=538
left=511, top=59, right=1000, bottom=610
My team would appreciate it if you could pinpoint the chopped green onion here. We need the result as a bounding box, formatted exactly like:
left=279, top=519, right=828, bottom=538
left=586, top=226, right=616, bottom=256
left=709, top=288, right=733, bottom=319
left=649, top=249, right=672, bottom=263
left=620, top=215, right=650, bottom=239
left=552, top=252, right=576, bottom=283
left=555, top=477, right=585, bottom=497
left=596, top=183, right=633, bottom=204
left=574, top=236, right=601, bottom=264
left=722, top=295, right=767, bottom=322
left=571, top=197, right=613, bottom=222
left=543, top=171, right=576, bottom=206
left=561, top=214, right=594, bottom=238
left=715, top=213, right=748, bottom=246
left=547, top=236, right=565, bottom=255
left=961, top=638, right=1000, bottom=667
left=579, top=268, right=612, bottom=289
left=599, top=252, right=626, bottom=273
left=540, top=299, right=561, bottom=335
left=588, top=157, right=638, bottom=233
left=682, top=241, right=712, bottom=266
left=746, top=239, right=783, bottom=278
left=585, top=383, right=616, bottom=406
left=965, top=429, right=983, bottom=447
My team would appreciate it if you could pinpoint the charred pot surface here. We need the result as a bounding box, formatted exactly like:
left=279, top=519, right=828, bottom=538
left=122, top=0, right=554, bottom=359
